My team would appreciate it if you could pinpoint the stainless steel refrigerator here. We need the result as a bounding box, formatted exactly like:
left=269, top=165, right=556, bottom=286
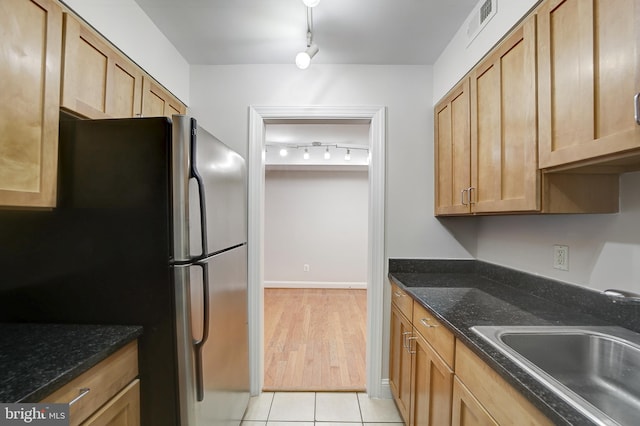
left=0, top=113, right=249, bottom=425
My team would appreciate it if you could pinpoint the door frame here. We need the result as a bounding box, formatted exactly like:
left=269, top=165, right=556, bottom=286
left=248, top=105, right=387, bottom=397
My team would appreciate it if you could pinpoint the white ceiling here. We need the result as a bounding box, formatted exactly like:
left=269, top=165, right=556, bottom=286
left=132, top=0, right=479, bottom=65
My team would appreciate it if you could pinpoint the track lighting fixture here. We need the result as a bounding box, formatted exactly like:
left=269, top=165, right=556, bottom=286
left=295, top=44, right=319, bottom=70
left=265, top=142, right=368, bottom=164
left=296, top=4, right=319, bottom=69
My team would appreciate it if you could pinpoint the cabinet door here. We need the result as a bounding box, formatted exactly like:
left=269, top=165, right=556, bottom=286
left=409, top=332, right=453, bottom=426
left=389, top=304, right=412, bottom=424
left=61, top=14, right=142, bottom=119
left=0, top=0, right=61, bottom=208
left=434, top=79, right=471, bottom=215
left=455, top=342, right=553, bottom=425
left=141, top=77, right=186, bottom=118
left=538, top=0, right=640, bottom=169
left=81, top=379, right=140, bottom=426
left=470, top=15, right=539, bottom=212
left=451, top=377, right=498, bottom=426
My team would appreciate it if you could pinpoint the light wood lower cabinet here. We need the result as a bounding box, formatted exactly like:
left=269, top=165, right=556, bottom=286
left=454, top=341, right=552, bottom=426
left=0, top=0, right=62, bottom=208
left=389, top=288, right=554, bottom=426
left=390, top=303, right=413, bottom=424
left=390, top=295, right=455, bottom=426
left=451, top=377, right=498, bottom=426
left=41, top=341, right=140, bottom=426
left=81, top=380, right=140, bottom=426
left=410, top=331, right=454, bottom=426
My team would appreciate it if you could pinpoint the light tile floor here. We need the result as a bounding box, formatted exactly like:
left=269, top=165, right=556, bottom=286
left=242, top=392, right=404, bottom=426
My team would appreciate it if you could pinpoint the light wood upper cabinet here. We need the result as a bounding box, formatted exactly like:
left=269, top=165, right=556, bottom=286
left=538, top=0, right=640, bottom=170
left=142, top=76, right=186, bottom=118
left=61, top=13, right=143, bottom=119
left=435, top=79, right=471, bottom=215
left=434, top=3, right=621, bottom=216
left=435, top=15, right=539, bottom=216
left=470, top=15, right=539, bottom=213
left=0, top=0, right=62, bottom=208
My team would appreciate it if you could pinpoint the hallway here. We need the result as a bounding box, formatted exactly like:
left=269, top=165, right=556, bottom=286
left=264, top=288, right=367, bottom=391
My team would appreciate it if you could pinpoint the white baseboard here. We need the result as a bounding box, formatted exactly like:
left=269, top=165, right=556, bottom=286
left=264, top=280, right=367, bottom=289
left=378, top=379, right=393, bottom=399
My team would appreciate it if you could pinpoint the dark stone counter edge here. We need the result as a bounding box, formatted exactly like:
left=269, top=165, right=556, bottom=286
left=387, top=259, right=640, bottom=426
left=19, top=326, right=142, bottom=403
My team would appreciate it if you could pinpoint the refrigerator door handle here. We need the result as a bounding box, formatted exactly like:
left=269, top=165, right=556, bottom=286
left=192, top=261, right=210, bottom=402
left=190, top=118, right=208, bottom=257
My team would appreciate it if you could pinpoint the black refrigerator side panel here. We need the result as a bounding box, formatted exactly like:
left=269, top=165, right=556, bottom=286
left=0, top=117, right=178, bottom=426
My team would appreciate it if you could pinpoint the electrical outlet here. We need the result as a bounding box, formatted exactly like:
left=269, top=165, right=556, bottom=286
left=553, top=245, right=569, bottom=271
left=303, top=264, right=310, bottom=272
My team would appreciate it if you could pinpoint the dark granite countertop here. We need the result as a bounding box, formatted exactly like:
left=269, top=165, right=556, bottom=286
left=388, top=259, right=640, bottom=426
left=0, top=323, right=142, bottom=403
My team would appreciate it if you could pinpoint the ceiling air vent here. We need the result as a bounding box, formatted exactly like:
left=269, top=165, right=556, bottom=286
left=466, top=0, right=497, bottom=45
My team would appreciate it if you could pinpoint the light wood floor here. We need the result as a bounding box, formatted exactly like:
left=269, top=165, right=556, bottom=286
left=264, top=288, right=367, bottom=392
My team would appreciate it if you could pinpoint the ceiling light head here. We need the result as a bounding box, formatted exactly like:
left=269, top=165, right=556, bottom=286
left=302, top=0, right=320, bottom=7
left=303, top=148, right=310, bottom=160
left=279, top=148, right=288, bottom=157
left=324, top=147, right=331, bottom=160
left=295, top=44, right=319, bottom=70
left=345, top=149, right=351, bottom=161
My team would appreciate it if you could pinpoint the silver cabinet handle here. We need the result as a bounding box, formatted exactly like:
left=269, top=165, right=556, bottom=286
left=420, top=318, right=438, bottom=328
left=468, top=187, right=476, bottom=205
left=393, top=291, right=404, bottom=298
left=402, top=331, right=412, bottom=349
left=461, top=188, right=468, bottom=206
left=69, top=388, right=90, bottom=406
left=406, top=336, right=417, bottom=354
left=635, top=93, right=640, bottom=125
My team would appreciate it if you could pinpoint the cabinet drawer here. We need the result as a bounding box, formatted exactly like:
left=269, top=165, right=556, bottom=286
left=391, top=283, right=413, bottom=320
left=412, top=302, right=454, bottom=368
left=41, top=341, right=138, bottom=426
left=81, top=379, right=140, bottom=426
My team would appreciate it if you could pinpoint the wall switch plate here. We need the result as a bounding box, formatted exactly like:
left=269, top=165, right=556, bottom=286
left=553, top=245, right=569, bottom=271
left=303, top=264, right=310, bottom=272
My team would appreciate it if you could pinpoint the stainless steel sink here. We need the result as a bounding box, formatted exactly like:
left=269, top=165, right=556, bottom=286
left=470, top=325, right=640, bottom=426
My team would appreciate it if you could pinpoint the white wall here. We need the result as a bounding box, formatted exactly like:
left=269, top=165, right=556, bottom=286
left=189, top=64, right=475, bottom=261
left=189, top=64, right=475, bottom=384
left=433, top=0, right=640, bottom=295
left=264, top=169, right=368, bottom=288
left=61, top=0, right=190, bottom=104
left=477, top=173, right=640, bottom=293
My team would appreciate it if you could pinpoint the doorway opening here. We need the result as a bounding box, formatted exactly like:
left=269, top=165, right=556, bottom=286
left=262, top=122, right=369, bottom=390
left=248, top=106, right=386, bottom=398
